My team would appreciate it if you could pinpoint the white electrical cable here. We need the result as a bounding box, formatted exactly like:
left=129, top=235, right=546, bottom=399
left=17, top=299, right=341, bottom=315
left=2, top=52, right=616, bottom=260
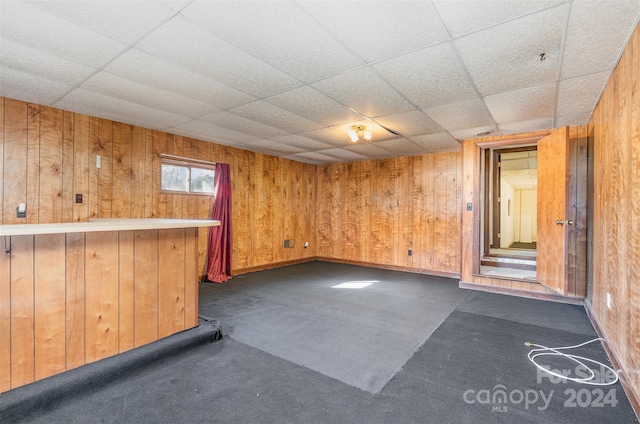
left=525, top=338, right=619, bottom=386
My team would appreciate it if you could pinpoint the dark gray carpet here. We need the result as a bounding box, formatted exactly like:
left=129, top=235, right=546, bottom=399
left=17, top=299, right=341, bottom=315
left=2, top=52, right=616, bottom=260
left=199, top=261, right=468, bottom=393
left=2, top=262, right=637, bottom=424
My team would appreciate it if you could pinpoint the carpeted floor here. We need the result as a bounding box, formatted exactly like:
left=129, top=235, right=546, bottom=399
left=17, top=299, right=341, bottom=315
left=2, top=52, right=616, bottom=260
left=1, top=261, right=637, bottom=424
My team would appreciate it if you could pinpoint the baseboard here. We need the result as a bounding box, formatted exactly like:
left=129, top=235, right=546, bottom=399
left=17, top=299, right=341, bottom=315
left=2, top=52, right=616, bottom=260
left=458, top=280, right=585, bottom=305
left=230, top=257, right=317, bottom=276
left=316, top=257, right=460, bottom=279
left=585, top=302, right=640, bottom=421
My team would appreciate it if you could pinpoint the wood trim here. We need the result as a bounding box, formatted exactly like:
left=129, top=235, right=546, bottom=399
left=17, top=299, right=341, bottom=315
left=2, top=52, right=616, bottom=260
left=318, top=257, right=460, bottom=279
left=459, top=280, right=584, bottom=305
left=229, top=257, right=317, bottom=277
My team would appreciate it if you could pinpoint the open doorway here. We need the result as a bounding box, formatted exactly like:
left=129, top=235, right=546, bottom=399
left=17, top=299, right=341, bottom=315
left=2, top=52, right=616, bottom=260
left=481, top=145, right=538, bottom=280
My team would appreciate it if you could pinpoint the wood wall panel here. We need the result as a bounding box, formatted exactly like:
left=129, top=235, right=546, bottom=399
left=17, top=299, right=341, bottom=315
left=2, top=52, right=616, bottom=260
left=85, top=231, right=119, bottom=362
left=65, top=232, right=85, bottom=370
left=316, top=152, right=461, bottom=275
left=588, top=22, right=640, bottom=407
left=0, top=229, right=10, bottom=392
left=0, top=96, right=318, bottom=275
left=10, top=235, right=35, bottom=388
left=134, top=230, right=159, bottom=347
left=34, top=233, right=66, bottom=380
left=3, top=98, right=27, bottom=225
left=118, top=231, right=135, bottom=353
left=26, top=104, right=40, bottom=225
left=159, top=228, right=186, bottom=338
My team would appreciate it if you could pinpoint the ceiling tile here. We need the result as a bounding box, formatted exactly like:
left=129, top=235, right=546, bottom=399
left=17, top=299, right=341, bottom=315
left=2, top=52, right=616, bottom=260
left=54, top=88, right=191, bottom=129
left=230, top=101, right=323, bottom=133
left=373, top=138, right=429, bottom=156
left=561, top=0, right=640, bottom=79
left=454, top=6, right=565, bottom=95
left=0, top=38, right=96, bottom=86
left=136, top=16, right=301, bottom=98
left=29, top=1, right=177, bottom=44
left=200, top=111, right=289, bottom=139
left=244, top=140, right=306, bottom=155
left=298, top=1, right=450, bottom=62
left=0, top=67, right=74, bottom=105
left=373, top=110, right=443, bottom=137
left=0, top=1, right=126, bottom=68
left=82, top=72, right=220, bottom=119
left=484, top=82, right=556, bottom=124
left=373, top=42, right=477, bottom=108
left=270, top=134, right=334, bottom=151
left=433, top=1, right=561, bottom=38
left=423, top=98, right=495, bottom=131
left=408, top=132, right=461, bottom=152
left=449, top=126, right=498, bottom=140
left=314, top=148, right=369, bottom=162
left=311, top=67, right=415, bottom=117
left=499, top=117, right=554, bottom=134
left=344, top=143, right=394, bottom=159
left=104, top=48, right=256, bottom=110
left=180, top=1, right=363, bottom=82
left=557, top=71, right=609, bottom=116
left=556, top=112, right=592, bottom=127
left=291, top=151, right=343, bottom=164
left=300, top=127, right=352, bottom=147
left=170, top=120, right=259, bottom=145
left=265, top=86, right=365, bottom=126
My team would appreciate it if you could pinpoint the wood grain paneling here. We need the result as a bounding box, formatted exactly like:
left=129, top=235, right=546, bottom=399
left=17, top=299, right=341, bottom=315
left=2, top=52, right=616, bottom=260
left=34, top=233, right=66, bottom=380
left=85, top=231, right=119, bottom=362
left=588, top=22, right=640, bottom=409
left=65, top=232, right=85, bottom=370
left=0, top=96, right=318, bottom=275
left=10, top=235, right=35, bottom=388
left=134, top=230, right=159, bottom=347
left=316, top=152, right=461, bottom=275
left=0, top=228, right=202, bottom=393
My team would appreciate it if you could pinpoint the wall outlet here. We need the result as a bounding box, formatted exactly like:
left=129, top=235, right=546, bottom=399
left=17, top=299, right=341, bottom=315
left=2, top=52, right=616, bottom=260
left=96, top=155, right=101, bottom=169
left=16, top=203, right=26, bottom=218
left=75, top=193, right=83, bottom=203
left=408, top=249, right=412, bottom=256
left=284, top=239, right=295, bottom=248
left=606, top=292, right=612, bottom=309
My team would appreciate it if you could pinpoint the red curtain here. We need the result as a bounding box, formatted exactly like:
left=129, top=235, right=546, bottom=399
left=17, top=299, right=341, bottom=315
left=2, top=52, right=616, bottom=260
left=207, top=163, right=232, bottom=283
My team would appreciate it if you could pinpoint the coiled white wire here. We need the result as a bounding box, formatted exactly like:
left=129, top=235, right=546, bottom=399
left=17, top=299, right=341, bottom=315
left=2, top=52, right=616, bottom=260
left=525, top=338, right=619, bottom=386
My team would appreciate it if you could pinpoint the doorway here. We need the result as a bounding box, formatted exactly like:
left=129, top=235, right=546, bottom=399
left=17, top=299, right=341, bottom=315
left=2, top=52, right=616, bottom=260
left=481, top=145, right=538, bottom=280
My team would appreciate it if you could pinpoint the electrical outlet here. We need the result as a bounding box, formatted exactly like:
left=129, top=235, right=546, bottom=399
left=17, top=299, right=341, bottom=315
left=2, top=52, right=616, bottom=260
left=606, top=293, right=612, bottom=309
left=284, top=239, right=295, bottom=248
left=16, top=203, right=26, bottom=218
left=75, top=193, right=83, bottom=203
left=408, top=249, right=412, bottom=256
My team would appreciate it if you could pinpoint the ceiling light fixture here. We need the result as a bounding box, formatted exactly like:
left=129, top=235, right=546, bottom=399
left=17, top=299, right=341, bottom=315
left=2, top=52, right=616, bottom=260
left=476, top=130, right=492, bottom=137
left=348, top=125, right=372, bottom=142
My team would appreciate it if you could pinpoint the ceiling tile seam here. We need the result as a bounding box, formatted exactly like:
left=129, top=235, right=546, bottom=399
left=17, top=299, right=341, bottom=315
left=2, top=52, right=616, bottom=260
left=47, top=1, right=197, bottom=107
left=444, top=40, right=499, bottom=138
left=292, top=0, right=370, bottom=67
left=552, top=2, right=572, bottom=128
left=432, top=0, right=572, bottom=45
left=175, top=13, right=309, bottom=87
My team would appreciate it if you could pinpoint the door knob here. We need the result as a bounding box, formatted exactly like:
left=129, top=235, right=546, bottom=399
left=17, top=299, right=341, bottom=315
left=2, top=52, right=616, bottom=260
left=555, top=220, right=564, bottom=225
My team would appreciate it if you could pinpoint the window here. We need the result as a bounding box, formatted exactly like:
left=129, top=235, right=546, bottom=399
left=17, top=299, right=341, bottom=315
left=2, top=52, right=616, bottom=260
left=160, top=154, right=215, bottom=195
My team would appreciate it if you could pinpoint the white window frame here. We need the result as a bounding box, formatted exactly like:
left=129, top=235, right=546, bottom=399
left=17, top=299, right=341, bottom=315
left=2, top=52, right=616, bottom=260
left=160, top=154, right=216, bottom=196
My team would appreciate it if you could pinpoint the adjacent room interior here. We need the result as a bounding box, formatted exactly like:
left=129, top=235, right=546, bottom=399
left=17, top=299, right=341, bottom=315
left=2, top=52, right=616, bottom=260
left=0, top=1, right=638, bottom=423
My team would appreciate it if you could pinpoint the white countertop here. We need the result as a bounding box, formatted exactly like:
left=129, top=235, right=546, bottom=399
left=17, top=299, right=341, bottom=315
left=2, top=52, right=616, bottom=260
left=0, top=218, right=220, bottom=236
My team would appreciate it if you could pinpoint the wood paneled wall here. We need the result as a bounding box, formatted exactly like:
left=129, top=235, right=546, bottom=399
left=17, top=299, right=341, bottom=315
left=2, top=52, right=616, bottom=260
left=0, top=97, right=317, bottom=275
left=316, top=152, right=461, bottom=275
left=0, top=228, right=199, bottom=393
left=588, top=22, right=639, bottom=408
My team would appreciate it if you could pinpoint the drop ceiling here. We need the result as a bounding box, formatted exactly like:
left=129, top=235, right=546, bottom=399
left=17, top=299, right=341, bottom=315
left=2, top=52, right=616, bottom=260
left=1, top=0, right=638, bottom=164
